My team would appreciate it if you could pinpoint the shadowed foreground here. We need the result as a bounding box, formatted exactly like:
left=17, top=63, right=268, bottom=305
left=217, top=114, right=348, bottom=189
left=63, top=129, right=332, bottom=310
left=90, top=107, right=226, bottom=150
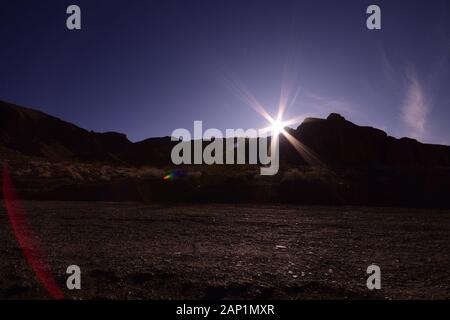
left=0, top=202, right=449, bottom=300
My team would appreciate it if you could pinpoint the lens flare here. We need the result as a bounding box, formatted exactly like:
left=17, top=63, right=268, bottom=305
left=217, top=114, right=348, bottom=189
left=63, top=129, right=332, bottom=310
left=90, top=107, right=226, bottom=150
left=163, top=173, right=173, bottom=181
left=163, top=169, right=185, bottom=181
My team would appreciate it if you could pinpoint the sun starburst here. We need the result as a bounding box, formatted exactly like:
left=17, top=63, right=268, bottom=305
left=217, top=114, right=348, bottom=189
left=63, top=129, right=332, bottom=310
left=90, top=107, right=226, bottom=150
left=224, top=69, right=324, bottom=167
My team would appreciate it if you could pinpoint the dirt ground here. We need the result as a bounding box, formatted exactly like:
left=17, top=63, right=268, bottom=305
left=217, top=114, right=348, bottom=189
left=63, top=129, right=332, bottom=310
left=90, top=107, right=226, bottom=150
left=0, top=201, right=449, bottom=300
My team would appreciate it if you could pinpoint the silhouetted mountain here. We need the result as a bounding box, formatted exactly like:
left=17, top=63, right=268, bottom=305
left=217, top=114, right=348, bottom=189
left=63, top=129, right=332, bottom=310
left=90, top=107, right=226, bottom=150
left=2, top=100, right=450, bottom=168
left=288, top=113, right=450, bottom=167
left=0, top=100, right=170, bottom=165
left=2, top=101, right=450, bottom=206
left=0, top=101, right=127, bottom=162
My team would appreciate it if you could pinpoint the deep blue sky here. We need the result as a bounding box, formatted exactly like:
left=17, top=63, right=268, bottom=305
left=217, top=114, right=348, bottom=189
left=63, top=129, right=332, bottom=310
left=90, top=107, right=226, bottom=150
left=0, top=0, right=449, bottom=143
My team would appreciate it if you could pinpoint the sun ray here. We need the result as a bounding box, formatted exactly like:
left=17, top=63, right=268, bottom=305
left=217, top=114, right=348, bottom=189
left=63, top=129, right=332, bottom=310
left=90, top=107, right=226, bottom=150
left=281, top=130, right=325, bottom=167
left=225, top=67, right=326, bottom=168
left=222, top=69, right=275, bottom=124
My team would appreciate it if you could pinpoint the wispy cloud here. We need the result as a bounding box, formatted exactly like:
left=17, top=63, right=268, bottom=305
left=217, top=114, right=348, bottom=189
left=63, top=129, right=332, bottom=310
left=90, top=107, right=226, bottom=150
left=401, top=72, right=431, bottom=140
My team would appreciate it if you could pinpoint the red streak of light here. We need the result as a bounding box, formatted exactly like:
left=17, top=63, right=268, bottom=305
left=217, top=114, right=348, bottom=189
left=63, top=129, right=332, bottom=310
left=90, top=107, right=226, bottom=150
left=2, top=165, right=64, bottom=300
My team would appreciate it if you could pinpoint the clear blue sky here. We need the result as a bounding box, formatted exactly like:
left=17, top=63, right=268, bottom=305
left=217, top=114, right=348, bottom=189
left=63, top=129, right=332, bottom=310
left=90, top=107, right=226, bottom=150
left=0, top=0, right=449, bottom=144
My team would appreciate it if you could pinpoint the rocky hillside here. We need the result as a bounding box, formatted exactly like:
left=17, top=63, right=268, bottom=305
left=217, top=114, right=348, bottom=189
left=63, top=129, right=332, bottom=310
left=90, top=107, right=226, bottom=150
left=0, top=100, right=173, bottom=165
left=288, top=113, right=450, bottom=167
left=2, top=101, right=450, bottom=169
left=2, top=100, right=450, bottom=206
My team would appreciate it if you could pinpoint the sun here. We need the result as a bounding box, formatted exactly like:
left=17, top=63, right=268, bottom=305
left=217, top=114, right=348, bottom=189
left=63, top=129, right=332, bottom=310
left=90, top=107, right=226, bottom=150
left=271, top=117, right=285, bottom=135
left=260, top=114, right=291, bottom=137
left=224, top=68, right=325, bottom=167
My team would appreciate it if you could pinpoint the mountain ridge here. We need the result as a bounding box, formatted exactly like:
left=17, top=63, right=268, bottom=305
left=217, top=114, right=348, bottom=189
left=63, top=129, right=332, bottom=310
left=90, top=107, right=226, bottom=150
left=1, top=100, right=450, bottom=168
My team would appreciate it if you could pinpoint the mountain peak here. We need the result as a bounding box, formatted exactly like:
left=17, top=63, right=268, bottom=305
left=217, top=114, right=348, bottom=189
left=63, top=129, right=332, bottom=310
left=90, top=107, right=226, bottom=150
left=327, top=113, right=346, bottom=121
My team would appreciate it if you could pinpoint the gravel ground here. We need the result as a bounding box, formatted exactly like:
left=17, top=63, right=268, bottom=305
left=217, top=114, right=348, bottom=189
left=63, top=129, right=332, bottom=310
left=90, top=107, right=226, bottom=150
left=0, top=201, right=449, bottom=300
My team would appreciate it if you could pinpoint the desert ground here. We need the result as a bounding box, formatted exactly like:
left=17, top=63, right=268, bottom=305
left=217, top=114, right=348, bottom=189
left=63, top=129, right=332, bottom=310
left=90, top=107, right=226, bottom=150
left=0, top=202, right=449, bottom=300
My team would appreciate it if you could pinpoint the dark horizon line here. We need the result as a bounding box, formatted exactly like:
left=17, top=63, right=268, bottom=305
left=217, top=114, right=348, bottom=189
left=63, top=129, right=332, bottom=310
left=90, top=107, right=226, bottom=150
left=1, top=98, right=448, bottom=148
